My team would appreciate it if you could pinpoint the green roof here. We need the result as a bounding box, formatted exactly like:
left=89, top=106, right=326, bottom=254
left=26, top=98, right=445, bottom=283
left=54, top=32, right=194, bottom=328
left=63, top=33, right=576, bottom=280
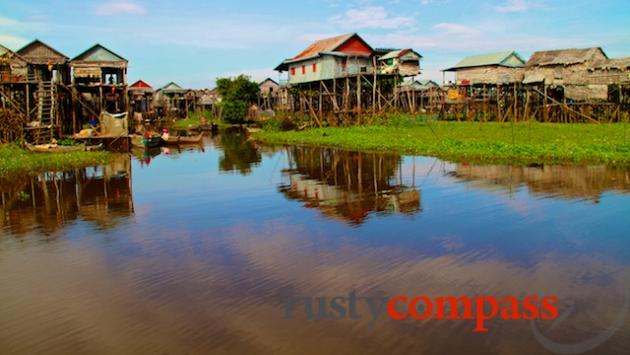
left=71, top=43, right=127, bottom=62
left=444, top=51, right=525, bottom=71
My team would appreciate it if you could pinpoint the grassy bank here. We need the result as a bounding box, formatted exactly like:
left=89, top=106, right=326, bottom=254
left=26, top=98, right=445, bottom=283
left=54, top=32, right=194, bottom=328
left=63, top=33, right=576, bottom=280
left=0, top=144, right=110, bottom=178
left=170, top=111, right=232, bottom=130
left=254, top=121, right=630, bottom=166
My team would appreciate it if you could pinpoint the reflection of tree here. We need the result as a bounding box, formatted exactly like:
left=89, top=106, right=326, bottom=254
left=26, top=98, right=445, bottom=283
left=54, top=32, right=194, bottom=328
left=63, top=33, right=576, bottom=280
left=217, top=128, right=261, bottom=175
left=0, top=155, right=134, bottom=238
left=279, top=146, right=421, bottom=225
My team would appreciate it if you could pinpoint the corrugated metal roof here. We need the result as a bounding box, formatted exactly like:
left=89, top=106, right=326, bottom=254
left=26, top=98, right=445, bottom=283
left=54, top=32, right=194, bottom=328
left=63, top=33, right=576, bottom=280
left=444, top=51, right=525, bottom=71
left=71, top=43, right=127, bottom=62
left=293, top=33, right=356, bottom=60
left=276, top=33, right=373, bottom=70
left=158, top=82, right=187, bottom=93
left=130, top=80, right=153, bottom=89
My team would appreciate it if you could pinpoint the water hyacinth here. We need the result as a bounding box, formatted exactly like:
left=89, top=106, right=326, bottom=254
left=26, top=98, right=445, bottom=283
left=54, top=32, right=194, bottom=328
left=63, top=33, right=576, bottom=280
left=254, top=121, right=630, bottom=166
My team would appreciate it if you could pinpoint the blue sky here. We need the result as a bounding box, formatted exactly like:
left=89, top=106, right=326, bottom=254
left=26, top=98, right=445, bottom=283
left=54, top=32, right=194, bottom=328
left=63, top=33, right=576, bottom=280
left=1, top=0, right=629, bottom=88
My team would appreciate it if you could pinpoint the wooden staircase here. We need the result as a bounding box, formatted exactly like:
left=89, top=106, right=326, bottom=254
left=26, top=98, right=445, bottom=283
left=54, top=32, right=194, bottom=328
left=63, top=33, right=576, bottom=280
left=32, top=80, right=56, bottom=144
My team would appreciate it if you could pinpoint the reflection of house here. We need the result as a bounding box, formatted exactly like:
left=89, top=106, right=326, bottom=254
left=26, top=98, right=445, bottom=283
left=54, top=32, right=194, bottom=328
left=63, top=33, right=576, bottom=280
left=0, top=155, right=134, bottom=236
left=279, top=146, right=421, bottom=224
left=444, top=51, right=526, bottom=85
left=452, top=163, right=630, bottom=203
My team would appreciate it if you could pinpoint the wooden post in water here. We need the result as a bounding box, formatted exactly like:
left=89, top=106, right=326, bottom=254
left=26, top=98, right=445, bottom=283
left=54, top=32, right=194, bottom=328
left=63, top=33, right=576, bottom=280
left=543, top=85, right=548, bottom=122
left=25, top=84, right=30, bottom=121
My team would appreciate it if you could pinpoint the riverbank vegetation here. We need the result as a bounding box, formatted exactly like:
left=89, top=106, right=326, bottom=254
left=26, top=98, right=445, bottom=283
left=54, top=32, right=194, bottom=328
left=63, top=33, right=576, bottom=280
left=0, top=144, right=110, bottom=178
left=254, top=118, right=630, bottom=166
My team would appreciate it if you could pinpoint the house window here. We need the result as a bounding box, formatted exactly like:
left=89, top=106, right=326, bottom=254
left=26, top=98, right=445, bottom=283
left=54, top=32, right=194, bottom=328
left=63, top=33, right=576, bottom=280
left=302, top=65, right=306, bottom=75
left=290, top=67, right=295, bottom=76
left=312, top=63, right=317, bottom=73
left=341, top=59, right=347, bottom=71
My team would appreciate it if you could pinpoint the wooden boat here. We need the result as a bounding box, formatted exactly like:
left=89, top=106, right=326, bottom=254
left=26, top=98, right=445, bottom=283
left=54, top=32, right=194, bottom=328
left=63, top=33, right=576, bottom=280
left=143, top=134, right=162, bottom=148
left=161, top=135, right=180, bottom=145
left=25, top=143, right=104, bottom=153
left=178, top=133, right=204, bottom=144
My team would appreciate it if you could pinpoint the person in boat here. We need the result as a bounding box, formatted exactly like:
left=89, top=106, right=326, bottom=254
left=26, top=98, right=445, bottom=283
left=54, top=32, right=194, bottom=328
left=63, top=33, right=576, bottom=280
left=161, top=128, right=170, bottom=141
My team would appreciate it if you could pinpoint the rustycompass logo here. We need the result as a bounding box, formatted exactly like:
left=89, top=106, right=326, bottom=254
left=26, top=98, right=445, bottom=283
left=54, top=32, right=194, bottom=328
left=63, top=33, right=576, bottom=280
left=282, top=290, right=559, bottom=332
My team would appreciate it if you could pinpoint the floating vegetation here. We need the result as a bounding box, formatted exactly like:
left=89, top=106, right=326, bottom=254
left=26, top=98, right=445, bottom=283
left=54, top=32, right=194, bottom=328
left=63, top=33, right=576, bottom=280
left=255, top=121, right=630, bottom=166
left=0, top=144, right=110, bottom=179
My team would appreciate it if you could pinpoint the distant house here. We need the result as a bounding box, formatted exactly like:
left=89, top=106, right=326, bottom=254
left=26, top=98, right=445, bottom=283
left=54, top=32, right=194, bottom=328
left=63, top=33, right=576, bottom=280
left=259, top=78, right=280, bottom=97
left=275, top=33, right=375, bottom=85
left=444, top=51, right=526, bottom=85
left=587, top=57, right=630, bottom=85
left=17, top=39, right=70, bottom=84
left=129, top=80, right=153, bottom=114
left=0, top=44, right=27, bottom=83
left=399, top=79, right=440, bottom=92
left=154, top=82, right=190, bottom=116
left=258, top=78, right=280, bottom=110
left=378, top=49, right=422, bottom=77
left=524, top=47, right=610, bottom=100
left=70, top=43, right=128, bottom=114
left=70, top=43, right=128, bottom=86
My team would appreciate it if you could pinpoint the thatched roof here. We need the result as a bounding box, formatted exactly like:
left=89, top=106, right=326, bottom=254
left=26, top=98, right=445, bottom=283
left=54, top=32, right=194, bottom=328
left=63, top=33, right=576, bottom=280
left=589, top=57, right=630, bottom=70
left=527, top=47, right=607, bottom=67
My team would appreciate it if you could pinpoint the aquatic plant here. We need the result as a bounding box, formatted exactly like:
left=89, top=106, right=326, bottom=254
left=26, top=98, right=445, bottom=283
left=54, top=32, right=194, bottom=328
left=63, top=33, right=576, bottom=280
left=0, top=144, right=110, bottom=179
left=255, top=121, right=630, bottom=166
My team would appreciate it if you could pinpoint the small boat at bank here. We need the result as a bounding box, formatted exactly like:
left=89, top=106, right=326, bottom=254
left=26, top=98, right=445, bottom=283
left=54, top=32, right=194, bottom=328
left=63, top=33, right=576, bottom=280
left=178, top=133, right=204, bottom=144
left=25, top=143, right=104, bottom=153
left=143, top=134, right=162, bottom=148
left=161, top=135, right=180, bottom=145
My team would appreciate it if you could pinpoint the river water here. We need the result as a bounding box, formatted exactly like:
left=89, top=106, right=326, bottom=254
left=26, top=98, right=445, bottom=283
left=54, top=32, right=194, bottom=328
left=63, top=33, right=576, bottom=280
left=1, top=128, right=629, bottom=354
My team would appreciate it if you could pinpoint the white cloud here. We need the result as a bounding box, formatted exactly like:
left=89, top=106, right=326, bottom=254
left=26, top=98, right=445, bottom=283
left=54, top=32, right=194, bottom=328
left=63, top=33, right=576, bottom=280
left=329, top=6, right=414, bottom=29
left=0, top=34, right=29, bottom=48
left=495, top=0, right=536, bottom=13
left=433, top=23, right=480, bottom=36
left=95, top=1, right=146, bottom=16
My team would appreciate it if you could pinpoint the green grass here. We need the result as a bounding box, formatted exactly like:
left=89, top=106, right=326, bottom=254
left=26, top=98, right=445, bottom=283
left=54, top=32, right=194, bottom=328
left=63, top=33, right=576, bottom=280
left=171, top=111, right=232, bottom=130
left=0, top=144, right=110, bottom=178
left=254, top=121, right=630, bottom=166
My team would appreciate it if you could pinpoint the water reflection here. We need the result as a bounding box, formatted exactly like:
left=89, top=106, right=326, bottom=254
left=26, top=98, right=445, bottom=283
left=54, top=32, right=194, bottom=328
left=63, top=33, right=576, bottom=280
left=0, top=155, right=133, bottom=236
left=1, top=130, right=630, bottom=354
left=451, top=163, right=630, bottom=202
left=279, top=146, right=421, bottom=224
left=217, top=127, right=261, bottom=174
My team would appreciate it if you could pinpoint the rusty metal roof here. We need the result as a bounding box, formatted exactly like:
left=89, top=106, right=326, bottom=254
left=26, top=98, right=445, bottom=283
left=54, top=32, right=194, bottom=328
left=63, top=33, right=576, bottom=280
left=293, top=33, right=356, bottom=60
